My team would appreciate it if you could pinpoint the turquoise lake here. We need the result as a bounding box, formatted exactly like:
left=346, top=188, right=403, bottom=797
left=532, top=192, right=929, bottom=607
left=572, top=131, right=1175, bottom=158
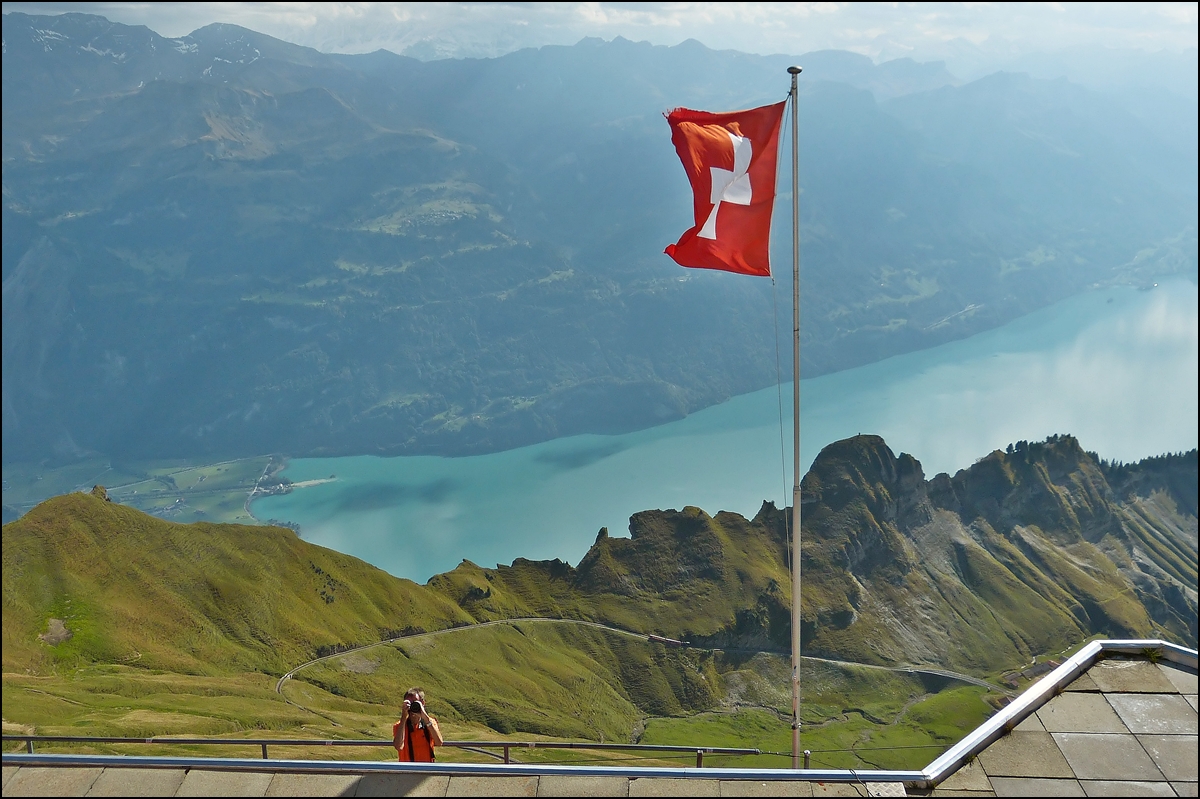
left=254, top=278, right=1198, bottom=583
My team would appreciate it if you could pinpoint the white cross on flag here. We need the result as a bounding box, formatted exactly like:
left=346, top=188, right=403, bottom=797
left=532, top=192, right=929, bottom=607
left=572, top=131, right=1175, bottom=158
left=664, top=102, right=785, bottom=277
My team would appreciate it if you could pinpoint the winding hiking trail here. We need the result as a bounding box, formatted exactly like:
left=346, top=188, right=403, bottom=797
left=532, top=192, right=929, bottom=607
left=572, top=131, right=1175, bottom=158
left=275, top=617, right=1009, bottom=708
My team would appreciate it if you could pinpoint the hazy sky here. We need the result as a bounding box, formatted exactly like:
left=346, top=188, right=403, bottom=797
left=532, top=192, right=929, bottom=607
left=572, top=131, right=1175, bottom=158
left=3, top=2, right=1197, bottom=76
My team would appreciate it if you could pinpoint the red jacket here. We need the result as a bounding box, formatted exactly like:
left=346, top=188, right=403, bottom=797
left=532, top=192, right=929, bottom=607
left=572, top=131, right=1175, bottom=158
left=393, top=719, right=437, bottom=762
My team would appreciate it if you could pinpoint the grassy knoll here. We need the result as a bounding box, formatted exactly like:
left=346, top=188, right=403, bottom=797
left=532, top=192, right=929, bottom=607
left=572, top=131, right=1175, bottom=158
left=4, top=459, right=146, bottom=518
left=3, top=456, right=271, bottom=525
left=2, top=492, right=468, bottom=676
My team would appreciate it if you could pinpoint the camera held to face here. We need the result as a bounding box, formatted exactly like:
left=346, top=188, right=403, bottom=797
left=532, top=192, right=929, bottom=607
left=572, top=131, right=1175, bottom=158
left=407, top=699, right=423, bottom=715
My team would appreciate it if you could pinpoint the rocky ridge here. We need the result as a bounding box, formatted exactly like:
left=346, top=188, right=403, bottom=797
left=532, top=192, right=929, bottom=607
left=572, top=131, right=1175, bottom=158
left=3, top=434, right=1195, bottom=681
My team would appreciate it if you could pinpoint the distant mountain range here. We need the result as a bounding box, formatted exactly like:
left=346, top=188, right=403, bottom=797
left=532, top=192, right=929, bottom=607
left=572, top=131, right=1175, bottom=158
left=5, top=434, right=1195, bottom=684
left=3, top=12, right=1197, bottom=463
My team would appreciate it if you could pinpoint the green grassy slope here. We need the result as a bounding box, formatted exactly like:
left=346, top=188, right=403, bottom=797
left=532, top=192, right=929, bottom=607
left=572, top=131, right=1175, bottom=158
left=2, top=435, right=1194, bottom=761
left=297, top=622, right=708, bottom=742
left=2, top=491, right=468, bottom=675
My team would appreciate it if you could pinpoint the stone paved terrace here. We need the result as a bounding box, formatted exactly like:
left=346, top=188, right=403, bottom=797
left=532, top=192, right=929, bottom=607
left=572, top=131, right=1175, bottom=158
left=916, top=656, right=1198, bottom=797
left=3, top=642, right=1196, bottom=797
left=0, top=769, right=912, bottom=797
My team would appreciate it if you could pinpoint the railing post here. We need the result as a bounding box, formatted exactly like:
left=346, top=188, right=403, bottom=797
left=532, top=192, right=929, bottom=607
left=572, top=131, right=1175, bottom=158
left=261, top=743, right=268, bottom=759
left=803, top=749, right=811, bottom=769
left=696, top=750, right=703, bottom=768
left=503, top=744, right=510, bottom=764
left=26, top=739, right=34, bottom=754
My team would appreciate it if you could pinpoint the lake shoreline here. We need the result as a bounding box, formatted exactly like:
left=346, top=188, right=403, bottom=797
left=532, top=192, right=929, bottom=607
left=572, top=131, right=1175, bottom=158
left=253, top=278, right=1198, bottom=583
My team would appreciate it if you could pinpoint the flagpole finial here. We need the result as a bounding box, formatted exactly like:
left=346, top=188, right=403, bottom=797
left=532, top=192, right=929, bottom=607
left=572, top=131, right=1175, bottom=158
left=788, top=66, right=802, bottom=75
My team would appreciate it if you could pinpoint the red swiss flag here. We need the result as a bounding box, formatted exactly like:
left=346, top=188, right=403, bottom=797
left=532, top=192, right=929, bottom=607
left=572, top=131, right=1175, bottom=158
left=664, top=102, right=786, bottom=277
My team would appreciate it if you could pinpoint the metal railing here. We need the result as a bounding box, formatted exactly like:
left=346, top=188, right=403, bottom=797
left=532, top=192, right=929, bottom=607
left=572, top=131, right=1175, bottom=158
left=6, top=640, right=1191, bottom=788
left=920, top=639, right=1198, bottom=788
left=2, top=735, right=759, bottom=769
left=0, top=750, right=922, bottom=784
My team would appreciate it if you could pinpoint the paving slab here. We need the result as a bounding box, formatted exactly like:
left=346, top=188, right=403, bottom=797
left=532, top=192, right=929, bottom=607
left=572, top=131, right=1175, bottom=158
left=535, top=775, right=629, bottom=797
left=3, top=767, right=19, bottom=793
left=1063, top=674, right=1100, bottom=693
left=1105, top=693, right=1198, bottom=734
left=265, top=773, right=361, bottom=797
left=987, top=777, right=1084, bottom=797
left=357, top=774, right=450, bottom=797
left=176, top=769, right=274, bottom=797
left=935, top=761, right=991, bottom=792
left=718, top=779, right=814, bottom=796
left=926, top=790, right=995, bottom=797
left=1158, top=664, right=1198, bottom=695
left=446, top=775, right=537, bottom=796
left=1136, top=734, right=1200, bottom=782
left=1087, top=661, right=1177, bottom=693
left=1171, top=782, right=1198, bottom=797
left=1185, top=694, right=1199, bottom=713
left=1012, top=713, right=1044, bottom=732
left=1, top=766, right=103, bottom=797
left=1051, top=732, right=1163, bottom=781
left=85, top=767, right=186, bottom=796
left=975, top=731, right=1074, bottom=778
left=808, top=784, right=868, bottom=797
left=1035, top=693, right=1127, bottom=733
left=629, top=777, right=721, bottom=796
left=1077, top=780, right=1176, bottom=796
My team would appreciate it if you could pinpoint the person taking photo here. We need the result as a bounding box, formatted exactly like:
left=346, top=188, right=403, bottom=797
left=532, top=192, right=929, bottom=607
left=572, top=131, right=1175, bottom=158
left=392, top=687, right=443, bottom=762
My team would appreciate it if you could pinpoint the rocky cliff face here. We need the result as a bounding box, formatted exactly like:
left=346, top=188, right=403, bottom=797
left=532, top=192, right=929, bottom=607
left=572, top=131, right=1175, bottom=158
left=793, top=434, right=1196, bottom=671
left=440, top=434, right=1196, bottom=674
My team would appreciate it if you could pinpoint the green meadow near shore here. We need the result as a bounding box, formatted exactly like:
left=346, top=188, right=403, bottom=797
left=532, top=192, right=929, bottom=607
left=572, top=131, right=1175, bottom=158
left=2, top=435, right=1195, bottom=768
left=2, top=455, right=273, bottom=526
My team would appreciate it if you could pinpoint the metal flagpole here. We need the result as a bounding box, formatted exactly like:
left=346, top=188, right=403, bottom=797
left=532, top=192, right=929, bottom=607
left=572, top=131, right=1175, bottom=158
left=787, top=64, right=803, bottom=771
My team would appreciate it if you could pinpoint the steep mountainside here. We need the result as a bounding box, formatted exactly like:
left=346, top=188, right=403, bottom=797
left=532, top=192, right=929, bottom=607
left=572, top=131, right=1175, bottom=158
left=793, top=435, right=1196, bottom=670
left=4, top=436, right=1194, bottom=681
left=442, top=436, right=1196, bottom=673
left=1, top=489, right=471, bottom=675
left=3, top=12, right=1196, bottom=463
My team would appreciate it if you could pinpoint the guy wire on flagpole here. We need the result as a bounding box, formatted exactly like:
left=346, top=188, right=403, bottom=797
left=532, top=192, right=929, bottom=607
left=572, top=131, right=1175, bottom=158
left=787, top=63, right=803, bottom=771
